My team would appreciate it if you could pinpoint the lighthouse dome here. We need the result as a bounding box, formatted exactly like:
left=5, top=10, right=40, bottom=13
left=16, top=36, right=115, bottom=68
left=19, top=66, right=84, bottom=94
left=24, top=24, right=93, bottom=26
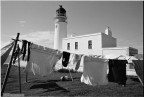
left=56, top=5, right=66, bottom=16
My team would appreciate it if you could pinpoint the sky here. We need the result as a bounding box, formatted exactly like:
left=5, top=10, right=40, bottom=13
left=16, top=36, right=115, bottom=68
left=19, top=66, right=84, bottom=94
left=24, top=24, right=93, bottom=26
left=1, top=1, right=143, bottom=54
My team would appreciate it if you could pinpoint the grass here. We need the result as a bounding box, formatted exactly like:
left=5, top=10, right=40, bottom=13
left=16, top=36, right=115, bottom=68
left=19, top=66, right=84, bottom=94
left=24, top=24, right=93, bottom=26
left=1, top=64, right=143, bottom=97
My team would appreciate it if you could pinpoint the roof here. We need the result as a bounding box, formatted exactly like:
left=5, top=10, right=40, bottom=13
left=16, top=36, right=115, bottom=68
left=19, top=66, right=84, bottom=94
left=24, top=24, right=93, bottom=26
left=56, top=5, right=66, bottom=14
left=102, top=47, right=138, bottom=50
left=63, top=32, right=102, bottom=40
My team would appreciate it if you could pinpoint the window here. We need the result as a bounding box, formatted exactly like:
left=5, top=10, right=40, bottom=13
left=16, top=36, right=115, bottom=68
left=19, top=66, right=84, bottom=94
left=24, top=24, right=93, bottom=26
left=67, top=43, right=70, bottom=50
left=75, top=42, right=78, bottom=50
left=88, top=40, right=92, bottom=49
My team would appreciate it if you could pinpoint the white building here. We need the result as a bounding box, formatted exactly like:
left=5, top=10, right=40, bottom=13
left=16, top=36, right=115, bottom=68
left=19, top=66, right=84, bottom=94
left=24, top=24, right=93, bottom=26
left=54, top=5, right=138, bottom=74
left=63, top=30, right=117, bottom=55
left=102, top=47, right=138, bottom=56
left=54, top=5, right=138, bottom=56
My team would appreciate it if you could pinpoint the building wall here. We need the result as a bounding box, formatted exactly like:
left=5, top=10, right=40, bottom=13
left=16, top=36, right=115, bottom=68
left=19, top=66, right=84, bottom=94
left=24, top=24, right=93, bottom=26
left=102, top=47, right=138, bottom=56
left=102, top=33, right=117, bottom=48
left=62, top=31, right=138, bottom=57
left=63, top=33, right=103, bottom=55
left=128, top=47, right=138, bottom=56
left=63, top=32, right=118, bottom=55
left=102, top=49, right=127, bottom=56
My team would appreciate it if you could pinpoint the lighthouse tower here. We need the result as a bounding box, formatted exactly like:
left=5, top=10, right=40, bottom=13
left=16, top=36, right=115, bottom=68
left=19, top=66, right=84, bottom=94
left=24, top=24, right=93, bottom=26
left=54, top=5, right=67, bottom=50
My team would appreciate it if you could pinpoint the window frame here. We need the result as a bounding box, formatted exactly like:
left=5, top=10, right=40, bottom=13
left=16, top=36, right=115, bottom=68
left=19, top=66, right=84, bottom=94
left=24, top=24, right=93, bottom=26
left=88, top=40, right=92, bottom=49
left=75, top=42, right=78, bottom=50
left=67, top=43, right=70, bottom=50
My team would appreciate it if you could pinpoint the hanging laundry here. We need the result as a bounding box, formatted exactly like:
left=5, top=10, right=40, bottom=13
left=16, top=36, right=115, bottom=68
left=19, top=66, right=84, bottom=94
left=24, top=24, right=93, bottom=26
left=1, top=41, right=14, bottom=55
left=64, top=53, right=82, bottom=70
left=53, top=53, right=64, bottom=70
left=52, top=50, right=63, bottom=69
left=77, top=55, right=85, bottom=72
left=12, top=44, right=21, bottom=64
left=107, top=60, right=115, bottom=82
left=25, top=44, right=62, bottom=77
left=107, top=59, right=127, bottom=86
left=21, top=40, right=27, bottom=60
left=74, top=54, right=82, bottom=71
left=81, top=56, right=108, bottom=86
left=65, top=53, right=75, bottom=69
left=132, top=60, right=143, bottom=86
left=62, top=51, right=70, bottom=67
left=1, top=41, right=14, bottom=65
left=27, top=42, right=31, bottom=61
left=68, top=53, right=75, bottom=64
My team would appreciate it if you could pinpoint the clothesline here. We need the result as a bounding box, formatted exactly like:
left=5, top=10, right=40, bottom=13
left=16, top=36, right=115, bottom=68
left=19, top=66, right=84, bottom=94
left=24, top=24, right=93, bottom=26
left=16, top=39, right=139, bottom=63
left=1, top=36, right=143, bottom=94
left=16, top=39, right=144, bottom=87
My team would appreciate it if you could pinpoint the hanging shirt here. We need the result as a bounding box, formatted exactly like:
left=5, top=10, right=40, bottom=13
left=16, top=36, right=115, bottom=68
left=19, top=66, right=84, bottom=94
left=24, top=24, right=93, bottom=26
left=52, top=50, right=63, bottom=69
left=68, top=53, right=75, bottom=64
left=53, top=50, right=64, bottom=70
left=12, top=44, right=21, bottom=64
left=25, top=44, right=62, bottom=77
left=76, top=55, right=85, bottom=72
left=108, top=59, right=127, bottom=85
left=74, top=54, right=82, bottom=71
left=81, top=56, right=108, bottom=86
left=27, top=42, right=31, bottom=61
left=62, top=51, right=70, bottom=67
left=66, top=53, right=75, bottom=69
left=64, top=53, right=82, bottom=70
left=21, top=40, right=28, bottom=60
left=132, top=60, right=143, bottom=86
left=107, top=60, right=115, bottom=82
left=1, top=41, right=14, bottom=54
left=1, top=42, right=14, bottom=65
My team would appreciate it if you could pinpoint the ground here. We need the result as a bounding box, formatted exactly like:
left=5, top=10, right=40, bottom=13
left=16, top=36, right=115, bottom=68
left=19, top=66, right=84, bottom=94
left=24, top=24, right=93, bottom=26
left=1, top=64, right=143, bottom=97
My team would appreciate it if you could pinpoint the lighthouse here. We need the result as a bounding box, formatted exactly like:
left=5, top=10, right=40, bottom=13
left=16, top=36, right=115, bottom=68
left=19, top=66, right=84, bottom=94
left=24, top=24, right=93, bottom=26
left=54, top=5, right=67, bottom=50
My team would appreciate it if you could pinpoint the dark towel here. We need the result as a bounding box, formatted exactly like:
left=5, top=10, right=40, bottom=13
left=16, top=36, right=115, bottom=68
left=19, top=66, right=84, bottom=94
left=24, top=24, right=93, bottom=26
left=108, top=59, right=127, bottom=85
left=27, top=42, right=31, bottom=61
left=62, top=51, right=70, bottom=67
left=21, top=40, right=27, bottom=60
left=107, top=60, right=115, bottom=82
left=132, top=60, right=143, bottom=86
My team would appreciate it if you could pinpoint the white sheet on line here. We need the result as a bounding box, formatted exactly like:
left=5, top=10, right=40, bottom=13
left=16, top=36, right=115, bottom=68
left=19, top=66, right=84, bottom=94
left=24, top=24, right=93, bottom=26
left=81, top=56, right=108, bottom=86
left=25, top=44, right=62, bottom=77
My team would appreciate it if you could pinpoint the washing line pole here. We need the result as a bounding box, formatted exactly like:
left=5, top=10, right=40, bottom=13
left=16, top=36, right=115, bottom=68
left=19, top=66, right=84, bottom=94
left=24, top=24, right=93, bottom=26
left=26, top=71, right=28, bottom=82
left=17, top=44, right=22, bottom=93
left=1, top=33, right=20, bottom=96
left=68, top=67, right=73, bottom=81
